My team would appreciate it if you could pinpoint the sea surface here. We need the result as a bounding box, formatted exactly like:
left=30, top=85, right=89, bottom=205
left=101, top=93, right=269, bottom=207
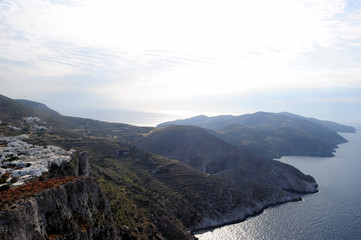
left=195, top=129, right=361, bottom=240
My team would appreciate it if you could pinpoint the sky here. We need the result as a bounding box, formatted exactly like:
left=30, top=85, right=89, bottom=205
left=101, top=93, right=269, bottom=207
left=1, top=0, right=361, bottom=126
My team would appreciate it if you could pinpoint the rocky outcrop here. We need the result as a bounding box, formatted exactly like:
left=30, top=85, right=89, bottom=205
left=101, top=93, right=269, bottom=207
left=239, top=160, right=318, bottom=193
left=192, top=192, right=299, bottom=231
left=78, top=152, right=91, bottom=176
left=196, top=167, right=306, bottom=231
left=49, top=151, right=90, bottom=178
left=0, top=177, right=119, bottom=240
left=188, top=172, right=302, bottom=231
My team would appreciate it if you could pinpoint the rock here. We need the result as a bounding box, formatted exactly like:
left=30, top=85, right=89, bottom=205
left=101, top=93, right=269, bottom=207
left=0, top=177, right=119, bottom=240
left=49, top=152, right=91, bottom=178
left=78, top=152, right=90, bottom=176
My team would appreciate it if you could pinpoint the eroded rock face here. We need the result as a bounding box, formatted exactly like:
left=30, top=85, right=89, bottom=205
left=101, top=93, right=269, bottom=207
left=0, top=177, right=119, bottom=240
left=188, top=171, right=302, bottom=231
left=78, top=152, right=91, bottom=176
left=239, top=160, right=318, bottom=193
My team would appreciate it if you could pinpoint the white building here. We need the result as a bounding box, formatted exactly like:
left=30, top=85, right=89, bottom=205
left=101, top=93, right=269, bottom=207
left=0, top=134, right=75, bottom=186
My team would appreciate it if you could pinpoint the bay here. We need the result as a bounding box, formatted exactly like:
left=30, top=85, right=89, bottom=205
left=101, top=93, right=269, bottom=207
left=195, top=128, right=361, bottom=240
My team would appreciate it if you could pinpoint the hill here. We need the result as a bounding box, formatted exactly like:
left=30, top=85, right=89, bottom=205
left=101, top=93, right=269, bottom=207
left=0, top=94, right=151, bottom=143
left=277, top=112, right=356, bottom=133
left=137, top=125, right=317, bottom=193
left=0, top=94, right=318, bottom=238
left=158, top=112, right=352, bottom=158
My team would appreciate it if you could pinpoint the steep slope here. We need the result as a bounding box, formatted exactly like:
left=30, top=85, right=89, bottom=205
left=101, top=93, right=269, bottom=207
left=16, top=99, right=61, bottom=115
left=138, top=125, right=241, bottom=173
left=0, top=152, right=127, bottom=239
left=137, top=125, right=318, bottom=193
left=28, top=128, right=302, bottom=236
left=0, top=94, right=319, bottom=238
left=0, top=177, right=119, bottom=240
left=207, top=125, right=278, bottom=158
left=157, top=111, right=351, bottom=157
left=0, top=94, right=151, bottom=143
left=92, top=147, right=301, bottom=233
left=217, top=124, right=339, bottom=158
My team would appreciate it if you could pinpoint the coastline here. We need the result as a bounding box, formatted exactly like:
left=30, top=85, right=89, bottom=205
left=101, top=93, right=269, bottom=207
left=194, top=131, right=359, bottom=239
left=191, top=192, right=303, bottom=234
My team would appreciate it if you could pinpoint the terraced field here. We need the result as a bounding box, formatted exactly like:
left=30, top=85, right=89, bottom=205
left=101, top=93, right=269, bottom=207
left=0, top=95, right=320, bottom=239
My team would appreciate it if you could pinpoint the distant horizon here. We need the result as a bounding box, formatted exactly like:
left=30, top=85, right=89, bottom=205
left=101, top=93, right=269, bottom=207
left=7, top=93, right=358, bottom=128
left=1, top=1, right=361, bottom=126
left=54, top=109, right=361, bottom=129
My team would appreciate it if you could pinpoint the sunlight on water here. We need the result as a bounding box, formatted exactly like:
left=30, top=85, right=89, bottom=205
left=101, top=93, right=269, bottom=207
left=195, top=130, right=361, bottom=240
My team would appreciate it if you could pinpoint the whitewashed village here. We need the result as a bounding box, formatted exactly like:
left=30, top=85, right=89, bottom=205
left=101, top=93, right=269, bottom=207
left=0, top=117, right=75, bottom=188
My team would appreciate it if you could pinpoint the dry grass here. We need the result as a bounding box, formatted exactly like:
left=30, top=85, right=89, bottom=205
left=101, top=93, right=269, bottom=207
left=0, top=176, right=78, bottom=209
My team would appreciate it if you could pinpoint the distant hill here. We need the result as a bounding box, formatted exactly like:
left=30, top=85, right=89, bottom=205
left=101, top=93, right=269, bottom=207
left=137, top=125, right=318, bottom=193
left=16, top=99, right=61, bottom=115
left=0, top=94, right=320, bottom=238
left=277, top=112, right=356, bottom=133
left=0, top=94, right=151, bottom=142
left=158, top=111, right=355, bottom=133
left=158, top=114, right=236, bottom=130
left=158, top=111, right=353, bottom=158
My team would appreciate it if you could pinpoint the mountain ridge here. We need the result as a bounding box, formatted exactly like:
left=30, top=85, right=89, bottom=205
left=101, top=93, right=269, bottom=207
left=158, top=111, right=355, bottom=133
left=0, top=94, right=339, bottom=239
left=157, top=112, right=352, bottom=158
left=137, top=125, right=318, bottom=193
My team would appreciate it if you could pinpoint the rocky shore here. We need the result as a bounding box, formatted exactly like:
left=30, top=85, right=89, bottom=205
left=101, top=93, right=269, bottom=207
left=191, top=193, right=300, bottom=232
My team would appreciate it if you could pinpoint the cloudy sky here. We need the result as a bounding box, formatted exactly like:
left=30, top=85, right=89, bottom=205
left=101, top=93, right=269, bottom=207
left=1, top=0, right=361, bottom=125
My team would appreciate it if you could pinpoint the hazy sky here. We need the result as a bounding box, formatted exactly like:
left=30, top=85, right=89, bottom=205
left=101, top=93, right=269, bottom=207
left=1, top=0, right=361, bottom=125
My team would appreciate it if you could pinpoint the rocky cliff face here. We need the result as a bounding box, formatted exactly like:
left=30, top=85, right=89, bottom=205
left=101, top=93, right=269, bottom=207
left=192, top=191, right=299, bottom=231
left=0, top=152, right=124, bottom=240
left=0, top=95, right=325, bottom=239
left=187, top=171, right=302, bottom=231
left=0, top=177, right=119, bottom=240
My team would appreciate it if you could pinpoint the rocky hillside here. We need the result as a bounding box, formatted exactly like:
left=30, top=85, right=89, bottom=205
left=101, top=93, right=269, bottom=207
left=90, top=145, right=303, bottom=233
left=0, top=151, right=128, bottom=240
left=0, top=177, right=118, bottom=240
left=0, top=94, right=151, bottom=143
left=158, top=112, right=353, bottom=158
left=0, top=94, right=322, bottom=238
left=137, top=125, right=318, bottom=193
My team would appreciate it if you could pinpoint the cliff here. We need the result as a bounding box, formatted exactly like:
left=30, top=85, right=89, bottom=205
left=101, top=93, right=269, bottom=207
left=0, top=177, right=119, bottom=240
left=92, top=147, right=302, bottom=235
left=186, top=170, right=302, bottom=231
left=0, top=95, right=324, bottom=239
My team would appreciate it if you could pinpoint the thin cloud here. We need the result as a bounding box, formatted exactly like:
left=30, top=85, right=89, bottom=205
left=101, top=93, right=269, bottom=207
left=0, top=0, right=361, bottom=122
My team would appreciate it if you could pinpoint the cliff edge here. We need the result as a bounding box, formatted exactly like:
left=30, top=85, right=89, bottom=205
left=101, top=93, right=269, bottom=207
left=0, top=152, right=122, bottom=240
left=0, top=177, right=118, bottom=240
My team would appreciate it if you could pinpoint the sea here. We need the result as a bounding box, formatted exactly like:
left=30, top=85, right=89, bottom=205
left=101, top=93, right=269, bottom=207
left=195, top=127, right=361, bottom=240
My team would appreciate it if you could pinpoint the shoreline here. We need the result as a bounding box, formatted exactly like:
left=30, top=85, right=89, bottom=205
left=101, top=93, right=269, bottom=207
left=191, top=188, right=320, bottom=236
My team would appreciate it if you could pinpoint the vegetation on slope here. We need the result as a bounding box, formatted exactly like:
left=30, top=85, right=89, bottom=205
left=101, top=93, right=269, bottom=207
left=158, top=111, right=351, bottom=158
left=0, top=176, right=78, bottom=209
left=137, top=125, right=318, bottom=193
left=0, top=94, right=323, bottom=239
